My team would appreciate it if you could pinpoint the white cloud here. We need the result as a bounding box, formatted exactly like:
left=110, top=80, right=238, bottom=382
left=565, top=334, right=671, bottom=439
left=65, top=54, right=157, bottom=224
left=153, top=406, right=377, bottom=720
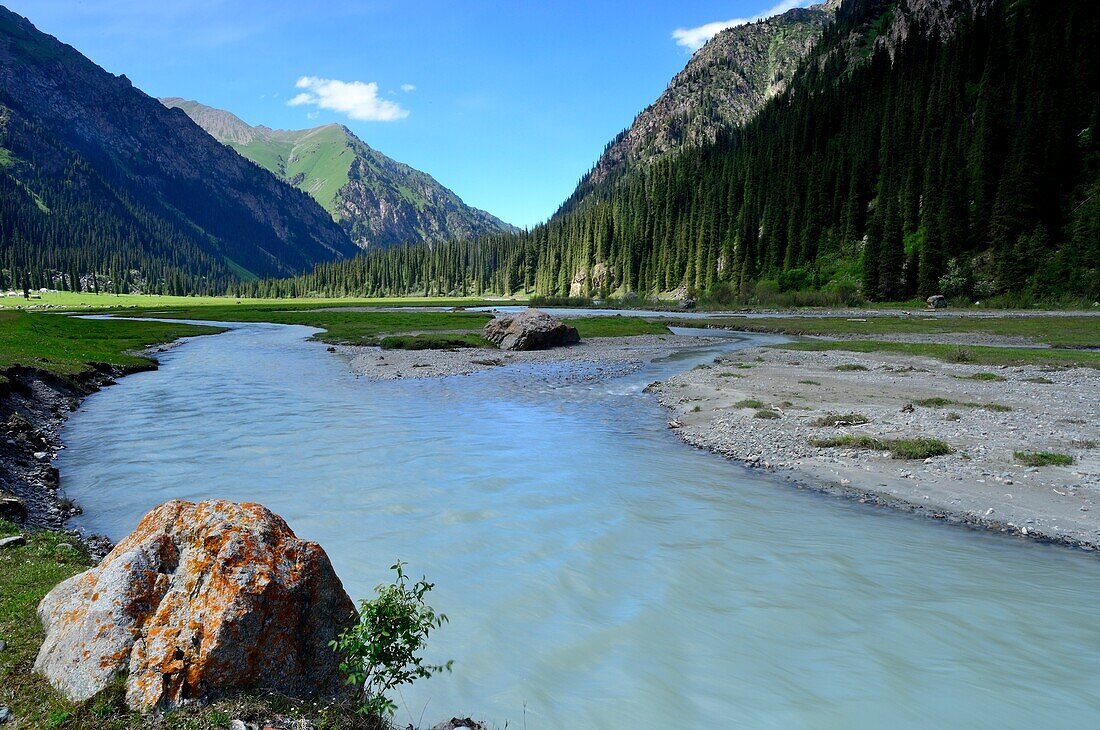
left=288, top=76, right=409, bottom=122
left=400, top=83, right=416, bottom=93
left=672, top=1, right=811, bottom=50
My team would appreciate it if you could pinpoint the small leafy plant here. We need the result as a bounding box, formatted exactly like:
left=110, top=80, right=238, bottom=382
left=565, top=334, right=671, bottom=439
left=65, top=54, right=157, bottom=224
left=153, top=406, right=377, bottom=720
left=330, top=561, right=452, bottom=718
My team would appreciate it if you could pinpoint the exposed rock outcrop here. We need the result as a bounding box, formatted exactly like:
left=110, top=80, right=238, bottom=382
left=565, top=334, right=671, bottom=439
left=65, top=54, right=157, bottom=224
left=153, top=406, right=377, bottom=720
left=34, top=500, right=356, bottom=710
left=584, top=1, right=837, bottom=186
left=483, top=310, right=580, bottom=351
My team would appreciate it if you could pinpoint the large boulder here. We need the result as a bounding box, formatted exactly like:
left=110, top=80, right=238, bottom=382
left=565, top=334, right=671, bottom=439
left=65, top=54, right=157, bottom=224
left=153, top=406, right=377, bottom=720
left=483, top=309, right=580, bottom=351
left=34, top=500, right=356, bottom=710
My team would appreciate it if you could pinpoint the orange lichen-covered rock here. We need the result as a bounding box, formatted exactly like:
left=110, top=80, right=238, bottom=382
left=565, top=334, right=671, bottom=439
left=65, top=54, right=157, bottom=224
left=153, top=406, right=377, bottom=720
left=34, top=500, right=357, bottom=710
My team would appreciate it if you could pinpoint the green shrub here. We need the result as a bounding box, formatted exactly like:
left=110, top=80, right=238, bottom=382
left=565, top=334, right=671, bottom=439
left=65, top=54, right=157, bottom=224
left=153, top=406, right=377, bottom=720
left=330, top=562, right=452, bottom=717
left=809, top=435, right=953, bottom=459
left=834, top=363, right=869, bottom=372
left=1014, top=451, right=1075, bottom=467
left=734, top=399, right=765, bottom=409
left=754, top=409, right=781, bottom=419
left=810, top=413, right=870, bottom=427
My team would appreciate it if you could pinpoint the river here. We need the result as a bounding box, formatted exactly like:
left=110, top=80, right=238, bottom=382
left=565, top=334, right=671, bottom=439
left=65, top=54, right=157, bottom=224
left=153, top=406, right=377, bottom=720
left=57, top=321, right=1100, bottom=728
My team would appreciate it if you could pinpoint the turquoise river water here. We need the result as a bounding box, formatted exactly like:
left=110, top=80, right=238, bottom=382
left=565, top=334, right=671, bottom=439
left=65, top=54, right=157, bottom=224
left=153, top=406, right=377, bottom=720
left=57, top=321, right=1100, bottom=728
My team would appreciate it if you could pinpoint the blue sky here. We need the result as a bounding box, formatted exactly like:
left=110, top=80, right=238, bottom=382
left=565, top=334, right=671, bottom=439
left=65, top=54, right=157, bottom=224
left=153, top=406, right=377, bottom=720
left=7, top=1, right=814, bottom=227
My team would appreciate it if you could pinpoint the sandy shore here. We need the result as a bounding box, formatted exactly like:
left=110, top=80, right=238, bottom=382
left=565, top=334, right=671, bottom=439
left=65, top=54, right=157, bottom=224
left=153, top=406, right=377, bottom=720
left=334, top=333, right=728, bottom=381
left=652, top=346, right=1100, bottom=549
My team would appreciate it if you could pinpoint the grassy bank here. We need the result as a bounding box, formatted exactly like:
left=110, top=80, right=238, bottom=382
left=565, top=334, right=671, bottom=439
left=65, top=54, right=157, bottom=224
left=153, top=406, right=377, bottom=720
left=689, top=314, right=1100, bottom=349
left=0, top=311, right=223, bottom=380
left=112, top=306, right=671, bottom=346
left=778, top=339, right=1100, bottom=368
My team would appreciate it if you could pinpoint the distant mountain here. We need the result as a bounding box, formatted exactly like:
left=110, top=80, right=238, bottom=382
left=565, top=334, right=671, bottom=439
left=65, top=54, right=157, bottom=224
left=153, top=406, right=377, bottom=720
left=584, top=1, right=839, bottom=187
left=0, top=6, right=356, bottom=293
left=162, top=99, right=516, bottom=249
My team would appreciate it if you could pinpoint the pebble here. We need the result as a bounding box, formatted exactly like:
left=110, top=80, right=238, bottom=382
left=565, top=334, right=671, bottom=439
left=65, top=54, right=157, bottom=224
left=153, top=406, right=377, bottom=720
left=0, top=640, right=5, bottom=651
left=0, top=706, right=9, bottom=724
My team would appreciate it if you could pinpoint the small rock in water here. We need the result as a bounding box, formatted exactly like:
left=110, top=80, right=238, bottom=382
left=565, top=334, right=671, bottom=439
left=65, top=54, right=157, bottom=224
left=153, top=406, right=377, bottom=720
left=0, top=536, right=26, bottom=550
left=33, top=451, right=49, bottom=461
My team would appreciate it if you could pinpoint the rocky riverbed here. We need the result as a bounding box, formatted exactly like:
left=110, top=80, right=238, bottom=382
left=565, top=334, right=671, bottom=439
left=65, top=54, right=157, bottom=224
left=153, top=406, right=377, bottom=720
left=334, top=333, right=729, bottom=381
left=653, top=346, right=1100, bottom=548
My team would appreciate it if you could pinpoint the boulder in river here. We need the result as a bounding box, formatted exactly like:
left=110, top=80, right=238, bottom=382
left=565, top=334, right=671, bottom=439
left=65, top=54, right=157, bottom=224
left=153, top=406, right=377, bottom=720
left=925, top=294, right=948, bottom=309
left=34, top=499, right=356, bottom=710
left=483, top=309, right=580, bottom=351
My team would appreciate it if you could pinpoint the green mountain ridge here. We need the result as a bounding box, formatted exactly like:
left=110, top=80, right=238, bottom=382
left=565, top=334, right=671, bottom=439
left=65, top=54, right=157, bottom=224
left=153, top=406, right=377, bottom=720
left=161, top=98, right=516, bottom=249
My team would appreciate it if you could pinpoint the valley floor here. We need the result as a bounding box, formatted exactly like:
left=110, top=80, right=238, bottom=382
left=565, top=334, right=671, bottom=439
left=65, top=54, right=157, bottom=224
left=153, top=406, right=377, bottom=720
left=335, top=333, right=729, bottom=381
left=653, top=346, right=1100, bottom=549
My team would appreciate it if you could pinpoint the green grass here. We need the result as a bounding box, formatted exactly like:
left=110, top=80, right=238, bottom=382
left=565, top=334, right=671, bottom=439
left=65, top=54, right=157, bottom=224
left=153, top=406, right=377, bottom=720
left=914, top=397, right=1012, bottom=412
left=377, top=333, right=490, bottom=350
left=564, top=316, right=670, bottom=338
left=692, top=315, right=1100, bottom=349
left=809, top=435, right=954, bottom=459
left=754, top=409, right=780, bottom=419
left=734, top=399, right=765, bottom=409
left=798, top=379, right=821, bottom=385
left=810, top=413, right=870, bottom=427
left=833, top=363, right=870, bottom=371
left=781, top=339, right=1100, bottom=368
left=0, top=311, right=223, bottom=380
left=1014, top=451, right=1075, bottom=467
left=117, top=308, right=495, bottom=347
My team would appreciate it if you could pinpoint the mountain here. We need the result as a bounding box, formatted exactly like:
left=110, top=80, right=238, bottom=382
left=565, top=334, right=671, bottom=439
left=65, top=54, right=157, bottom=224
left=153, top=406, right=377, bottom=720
left=256, top=0, right=1098, bottom=305
left=0, top=7, right=357, bottom=293
left=161, top=98, right=516, bottom=250
left=584, top=1, right=839, bottom=187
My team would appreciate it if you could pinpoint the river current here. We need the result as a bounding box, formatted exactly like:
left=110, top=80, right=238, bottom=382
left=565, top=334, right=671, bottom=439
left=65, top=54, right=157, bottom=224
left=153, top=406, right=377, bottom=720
left=57, top=321, right=1100, bottom=728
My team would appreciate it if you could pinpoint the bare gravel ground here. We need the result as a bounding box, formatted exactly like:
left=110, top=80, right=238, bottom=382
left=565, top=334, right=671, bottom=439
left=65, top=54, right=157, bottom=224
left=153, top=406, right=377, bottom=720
left=335, top=334, right=727, bottom=381
left=653, top=347, right=1100, bottom=549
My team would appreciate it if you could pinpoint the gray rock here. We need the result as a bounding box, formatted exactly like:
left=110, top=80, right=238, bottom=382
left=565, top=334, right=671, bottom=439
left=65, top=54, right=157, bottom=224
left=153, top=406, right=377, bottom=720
left=483, top=309, right=580, bottom=351
left=34, top=500, right=356, bottom=710
left=0, top=493, right=27, bottom=523
left=33, top=451, right=49, bottom=461
left=0, top=640, right=6, bottom=651
left=0, top=705, right=10, bottom=723
left=0, top=536, right=26, bottom=550
left=432, top=718, right=487, bottom=730
left=229, top=721, right=258, bottom=730
left=926, top=294, right=948, bottom=309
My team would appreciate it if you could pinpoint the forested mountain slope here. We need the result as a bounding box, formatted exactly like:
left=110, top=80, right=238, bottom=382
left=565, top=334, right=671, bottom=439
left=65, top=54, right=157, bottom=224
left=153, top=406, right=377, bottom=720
left=163, top=98, right=516, bottom=250
left=254, top=0, right=1098, bottom=304
left=0, top=7, right=357, bottom=294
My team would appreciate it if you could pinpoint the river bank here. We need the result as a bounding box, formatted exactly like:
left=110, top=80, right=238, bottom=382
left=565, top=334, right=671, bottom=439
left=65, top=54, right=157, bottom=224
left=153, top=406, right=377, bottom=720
left=653, top=345, right=1100, bottom=549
